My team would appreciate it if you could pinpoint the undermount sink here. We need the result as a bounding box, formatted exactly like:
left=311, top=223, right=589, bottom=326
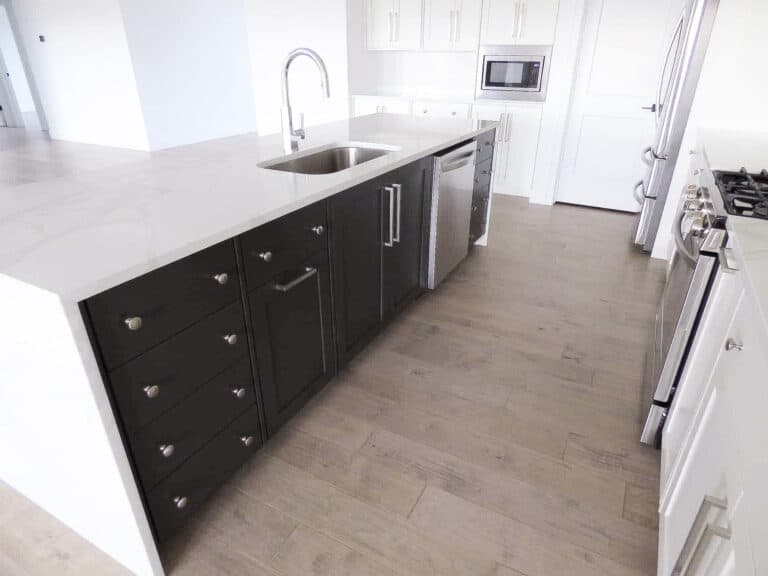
left=263, top=144, right=396, bottom=175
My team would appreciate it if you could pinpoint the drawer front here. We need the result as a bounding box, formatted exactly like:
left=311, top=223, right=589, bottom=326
left=241, top=201, right=327, bottom=290
left=474, top=157, right=493, bottom=191
left=147, top=405, right=262, bottom=542
left=87, top=240, right=240, bottom=370
left=109, top=302, right=247, bottom=433
left=131, top=358, right=255, bottom=491
left=476, top=131, right=496, bottom=164
left=469, top=197, right=489, bottom=245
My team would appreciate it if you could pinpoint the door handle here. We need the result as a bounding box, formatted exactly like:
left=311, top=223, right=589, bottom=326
left=633, top=180, right=646, bottom=205
left=393, top=183, right=402, bottom=243
left=449, top=10, right=456, bottom=43
left=512, top=2, right=521, bottom=37
left=383, top=186, right=395, bottom=247
left=388, top=11, right=394, bottom=43
left=271, top=267, right=317, bottom=293
left=672, top=496, right=730, bottom=575
left=519, top=1, right=527, bottom=39
left=455, top=8, right=461, bottom=43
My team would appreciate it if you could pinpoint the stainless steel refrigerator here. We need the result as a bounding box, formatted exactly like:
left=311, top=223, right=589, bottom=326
left=633, top=0, right=721, bottom=252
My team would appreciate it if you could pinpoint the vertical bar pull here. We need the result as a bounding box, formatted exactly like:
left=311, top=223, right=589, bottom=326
left=393, top=183, right=402, bottom=243
left=383, top=186, right=395, bottom=247
left=672, top=496, right=730, bottom=576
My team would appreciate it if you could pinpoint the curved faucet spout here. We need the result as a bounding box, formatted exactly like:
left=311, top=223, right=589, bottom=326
left=281, top=48, right=331, bottom=153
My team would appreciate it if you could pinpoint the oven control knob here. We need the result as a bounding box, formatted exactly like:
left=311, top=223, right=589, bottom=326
left=689, top=214, right=710, bottom=237
left=685, top=186, right=701, bottom=200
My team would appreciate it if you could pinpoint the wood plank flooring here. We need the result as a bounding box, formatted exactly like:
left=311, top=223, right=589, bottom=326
left=0, top=195, right=667, bottom=575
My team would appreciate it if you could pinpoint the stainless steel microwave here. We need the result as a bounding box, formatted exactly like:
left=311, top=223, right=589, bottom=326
left=476, top=45, right=552, bottom=102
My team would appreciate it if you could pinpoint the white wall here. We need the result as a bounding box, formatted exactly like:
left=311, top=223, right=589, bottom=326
left=347, top=0, right=478, bottom=99
left=651, top=0, right=768, bottom=259
left=119, top=0, right=258, bottom=150
left=246, top=0, right=350, bottom=136
left=10, top=0, right=149, bottom=149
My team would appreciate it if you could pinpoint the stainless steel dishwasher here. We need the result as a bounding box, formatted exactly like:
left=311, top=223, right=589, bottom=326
left=427, top=141, right=477, bottom=289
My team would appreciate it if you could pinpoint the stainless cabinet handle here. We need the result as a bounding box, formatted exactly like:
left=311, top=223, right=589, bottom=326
left=674, top=210, right=697, bottom=265
left=311, top=225, right=324, bottom=236
left=124, top=316, right=143, bottom=331
left=174, top=496, right=188, bottom=510
left=512, top=1, right=521, bottom=37
left=395, top=10, right=400, bottom=42
left=213, top=273, right=229, bottom=285
left=258, top=251, right=273, bottom=262
left=232, top=387, right=247, bottom=399
left=143, top=385, right=160, bottom=399
left=673, top=496, right=730, bottom=575
left=657, top=10, right=685, bottom=124
left=393, top=183, right=402, bottom=243
left=272, top=267, right=317, bottom=293
left=223, top=334, right=238, bottom=346
left=455, top=8, right=461, bottom=43
left=725, top=338, right=744, bottom=352
left=383, top=186, right=395, bottom=247
left=388, top=11, right=394, bottom=43
left=159, top=444, right=175, bottom=458
left=240, top=435, right=255, bottom=447
left=449, top=9, right=456, bottom=43
left=519, top=1, right=527, bottom=38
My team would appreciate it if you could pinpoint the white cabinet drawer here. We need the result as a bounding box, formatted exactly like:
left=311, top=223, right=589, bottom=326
left=354, top=96, right=412, bottom=116
left=412, top=101, right=470, bottom=119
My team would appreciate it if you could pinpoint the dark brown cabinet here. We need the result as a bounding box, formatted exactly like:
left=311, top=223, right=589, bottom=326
left=249, top=250, right=335, bottom=435
left=331, top=159, right=428, bottom=365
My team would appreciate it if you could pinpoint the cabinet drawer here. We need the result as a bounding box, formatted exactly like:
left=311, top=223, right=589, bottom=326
left=241, top=201, right=327, bottom=290
left=131, top=358, right=255, bottom=491
left=147, top=405, right=262, bottom=542
left=413, top=101, right=470, bottom=119
left=109, top=302, right=247, bottom=433
left=474, top=157, right=493, bottom=190
left=476, top=131, right=496, bottom=164
left=469, top=196, right=489, bottom=245
left=87, top=240, right=239, bottom=370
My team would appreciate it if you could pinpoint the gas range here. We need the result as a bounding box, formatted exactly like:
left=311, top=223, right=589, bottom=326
left=713, top=168, right=768, bottom=219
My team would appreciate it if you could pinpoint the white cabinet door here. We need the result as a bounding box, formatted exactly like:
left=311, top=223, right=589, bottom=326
left=412, top=100, right=470, bottom=118
left=423, top=0, right=456, bottom=51
left=392, top=0, right=423, bottom=50
left=481, top=0, right=559, bottom=45
left=454, top=0, right=483, bottom=50
left=494, top=105, right=542, bottom=197
left=354, top=96, right=412, bottom=116
left=367, top=0, right=395, bottom=50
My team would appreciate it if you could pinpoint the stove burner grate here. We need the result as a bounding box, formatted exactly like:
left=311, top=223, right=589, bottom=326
left=714, top=168, right=768, bottom=219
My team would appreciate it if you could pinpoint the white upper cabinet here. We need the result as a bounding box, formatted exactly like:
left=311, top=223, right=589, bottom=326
left=423, top=0, right=482, bottom=52
left=367, top=0, right=423, bottom=51
left=481, top=0, right=560, bottom=46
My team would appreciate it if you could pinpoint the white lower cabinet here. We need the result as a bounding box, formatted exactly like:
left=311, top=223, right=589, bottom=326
left=412, top=100, right=470, bottom=119
left=471, top=103, right=542, bottom=197
left=353, top=96, right=412, bottom=116
left=659, top=285, right=764, bottom=576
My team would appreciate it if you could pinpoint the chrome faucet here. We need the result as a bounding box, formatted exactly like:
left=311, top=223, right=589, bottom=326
left=281, top=48, right=330, bottom=153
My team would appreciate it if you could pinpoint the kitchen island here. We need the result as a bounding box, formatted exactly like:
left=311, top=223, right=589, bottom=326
left=0, top=114, right=496, bottom=576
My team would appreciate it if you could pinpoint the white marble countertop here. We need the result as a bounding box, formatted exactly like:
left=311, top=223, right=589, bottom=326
left=0, top=114, right=495, bottom=302
left=700, top=128, right=768, bottom=328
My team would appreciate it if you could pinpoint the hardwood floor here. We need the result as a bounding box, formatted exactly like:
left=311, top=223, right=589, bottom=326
left=0, top=195, right=667, bottom=575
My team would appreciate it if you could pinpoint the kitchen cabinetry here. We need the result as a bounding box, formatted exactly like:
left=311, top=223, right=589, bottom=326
left=423, top=0, right=482, bottom=51
left=471, top=102, right=541, bottom=197
left=331, top=159, right=428, bottom=364
left=354, top=95, right=412, bottom=116
left=366, top=0, right=422, bottom=51
left=249, top=250, right=335, bottom=435
left=481, top=0, right=560, bottom=45
left=469, top=130, right=495, bottom=246
left=412, top=100, right=470, bottom=119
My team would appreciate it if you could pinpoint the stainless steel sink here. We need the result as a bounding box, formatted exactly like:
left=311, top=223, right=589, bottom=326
left=264, top=145, right=393, bottom=175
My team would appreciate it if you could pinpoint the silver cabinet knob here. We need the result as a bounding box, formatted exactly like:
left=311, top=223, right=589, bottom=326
left=726, top=338, right=744, bottom=352
left=173, top=496, right=188, bottom=510
left=240, top=436, right=255, bottom=447
left=451, top=111, right=457, bottom=116
left=232, top=387, right=246, bottom=399
left=159, top=444, right=175, bottom=458
left=258, top=251, right=273, bottom=262
left=143, top=385, right=160, bottom=399
left=213, top=273, right=229, bottom=285
left=311, top=225, right=324, bottom=236
left=422, top=109, right=428, bottom=114
left=124, top=316, right=143, bottom=331
left=223, top=334, right=238, bottom=346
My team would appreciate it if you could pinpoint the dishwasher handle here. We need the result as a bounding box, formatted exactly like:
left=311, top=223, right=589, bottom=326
left=441, top=151, right=475, bottom=173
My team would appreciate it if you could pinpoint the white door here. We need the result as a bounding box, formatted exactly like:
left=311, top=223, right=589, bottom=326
left=392, top=0, right=423, bottom=50
left=423, top=0, right=456, bottom=50
left=453, top=0, right=483, bottom=50
left=556, top=0, right=684, bottom=211
left=481, top=0, right=560, bottom=45
left=367, top=0, right=395, bottom=50
left=497, top=105, right=542, bottom=197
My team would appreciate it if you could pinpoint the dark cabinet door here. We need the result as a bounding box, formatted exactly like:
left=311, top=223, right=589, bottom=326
left=249, top=250, right=335, bottom=435
left=330, top=179, right=384, bottom=364
left=381, top=160, right=427, bottom=321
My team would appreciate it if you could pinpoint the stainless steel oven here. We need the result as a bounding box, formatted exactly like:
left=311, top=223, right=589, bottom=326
left=476, top=45, right=552, bottom=101
left=641, top=179, right=729, bottom=447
